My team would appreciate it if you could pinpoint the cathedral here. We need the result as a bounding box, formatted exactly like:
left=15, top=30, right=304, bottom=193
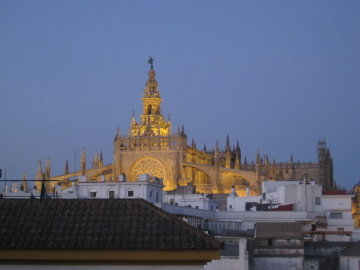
left=36, top=58, right=334, bottom=196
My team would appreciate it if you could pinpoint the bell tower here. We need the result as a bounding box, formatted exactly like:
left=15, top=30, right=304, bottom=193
left=130, top=57, right=171, bottom=137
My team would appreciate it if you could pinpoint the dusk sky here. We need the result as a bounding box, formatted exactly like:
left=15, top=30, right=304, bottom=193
left=1, top=1, right=359, bottom=189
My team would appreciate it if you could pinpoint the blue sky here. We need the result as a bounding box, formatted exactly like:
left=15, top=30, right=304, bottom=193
left=1, top=0, right=359, bottom=189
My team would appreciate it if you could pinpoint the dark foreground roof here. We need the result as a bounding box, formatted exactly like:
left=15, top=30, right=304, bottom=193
left=0, top=199, right=221, bottom=251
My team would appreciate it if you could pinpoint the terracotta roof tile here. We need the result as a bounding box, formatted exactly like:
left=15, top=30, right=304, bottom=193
left=0, top=199, right=221, bottom=251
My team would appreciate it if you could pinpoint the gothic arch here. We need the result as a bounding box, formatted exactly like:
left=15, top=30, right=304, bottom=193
left=129, top=157, right=166, bottom=182
left=183, top=164, right=214, bottom=193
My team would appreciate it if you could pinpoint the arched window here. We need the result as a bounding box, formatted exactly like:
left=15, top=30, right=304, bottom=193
left=147, top=104, right=152, bottom=114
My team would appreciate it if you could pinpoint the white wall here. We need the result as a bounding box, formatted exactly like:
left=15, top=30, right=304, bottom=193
left=164, top=194, right=217, bottom=210
left=58, top=178, right=163, bottom=204
left=263, top=181, right=322, bottom=212
left=319, top=195, right=355, bottom=239
left=226, top=196, right=260, bottom=211
left=321, top=195, right=353, bottom=211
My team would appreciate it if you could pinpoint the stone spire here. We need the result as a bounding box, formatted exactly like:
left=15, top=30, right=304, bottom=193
left=64, top=160, right=70, bottom=175
left=36, top=160, right=43, bottom=180
left=131, top=112, right=136, bottom=126
left=289, top=154, right=295, bottom=179
left=22, top=174, right=27, bottom=192
left=45, top=158, right=51, bottom=179
left=180, top=125, right=186, bottom=137
left=191, top=138, right=196, bottom=149
left=214, top=141, right=220, bottom=188
left=255, top=150, right=261, bottom=191
left=271, top=159, right=277, bottom=179
left=116, top=128, right=121, bottom=138
left=256, top=150, right=261, bottom=164
left=226, top=134, right=231, bottom=151
left=214, top=141, right=220, bottom=166
left=99, top=152, right=104, bottom=167
left=80, top=148, right=86, bottom=176
left=92, top=152, right=99, bottom=168
left=234, top=140, right=241, bottom=170
left=225, top=134, right=231, bottom=168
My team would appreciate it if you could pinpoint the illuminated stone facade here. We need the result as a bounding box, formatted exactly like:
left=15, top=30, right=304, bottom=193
left=352, top=184, right=360, bottom=228
left=36, top=59, right=334, bottom=196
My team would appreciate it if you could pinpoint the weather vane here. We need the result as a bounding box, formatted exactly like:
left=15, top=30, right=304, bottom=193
left=148, top=56, right=154, bottom=70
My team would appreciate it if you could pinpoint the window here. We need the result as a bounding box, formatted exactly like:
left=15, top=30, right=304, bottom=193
left=315, top=197, right=321, bottom=205
left=337, top=227, right=344, bottom=231
left=268, top=239, right=272, bottom=246
left=127, top=190, right=134, bottom=197
left=90, top=192, right=97, bottom=198
left=149, top=191, right=152, bottom=198
left=109, top=191, right=115, bottom=199
left=156, top=192, right=159, bottom=203
left=329, top=212, right=343, bottom=219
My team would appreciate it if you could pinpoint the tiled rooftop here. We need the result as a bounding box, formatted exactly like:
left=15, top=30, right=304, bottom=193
left=0, top=199, right=221, bottom=251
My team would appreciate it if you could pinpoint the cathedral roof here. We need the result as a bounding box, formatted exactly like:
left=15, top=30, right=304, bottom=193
left=0, top=199, right=221, bottom=251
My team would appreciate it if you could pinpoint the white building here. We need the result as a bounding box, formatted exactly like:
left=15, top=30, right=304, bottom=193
left=225, top=181, right=322, bottom=213
left=227, top=186, right=261, bottom=211
left=163, top=193, right=218, bottom=211
left=262, top=180, right=322, bottom=212
left=57, top=174, right=164, bottom=206
left=314, top=191, right=356, bottom=241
